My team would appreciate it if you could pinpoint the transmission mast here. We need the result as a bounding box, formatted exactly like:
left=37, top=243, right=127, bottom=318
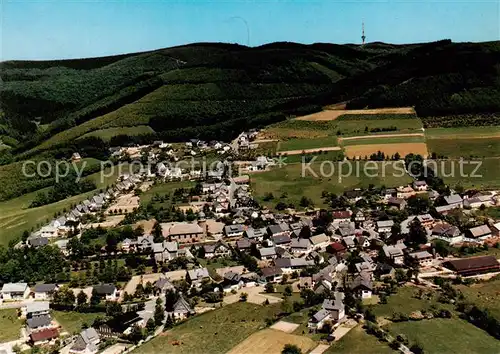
left=361, top=22, right=366, bottom=45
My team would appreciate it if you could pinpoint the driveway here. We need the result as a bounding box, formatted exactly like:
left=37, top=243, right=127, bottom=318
left=223, top=286, right=282, bottom=305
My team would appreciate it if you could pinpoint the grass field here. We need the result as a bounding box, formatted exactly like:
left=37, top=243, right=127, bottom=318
left=372, top=287, right=452, bottom=319
left=295, top=107, right=415, bottom=121
left=436, top=158, right=500, bottom=189
left=325, top=325, right=395, bottom=354
left=456, top=278, right=500, bottom=319
left=135, top=302, right=281, bottom=354
left=340, top=135, right=425, bottom=146
left=140, top=181, right=195, bottom=206
left=425, top=126, right=500, bottom=139
left=344, top=142, right=429, bottom=159
left=0, top=163, right=128, bottom=246
left=282, top=150, right=344, bottom=164
left=335, top=119, right=423, bottom=137
left=387, top=319, right=500, bottom=354
left=227, top=328, right=315, bottom=354
left=251, top=161, right=412, bottom=209
left=278, top=136, right=338, bottom=152
left=53, top=310, right=106, bottom=335
left=79, top=125, right=155, bottom=141
left=426, top=137, right=500, bottom=158
left=0, top=309, right=22, bottom=342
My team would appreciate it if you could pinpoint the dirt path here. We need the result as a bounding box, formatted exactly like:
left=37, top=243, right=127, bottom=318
left=279, top=146, right=341, bottom=155
left=339, top=133, right=424, bottom=141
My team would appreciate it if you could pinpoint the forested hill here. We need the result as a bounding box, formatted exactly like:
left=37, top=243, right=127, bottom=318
left=1, top=39, right=500, bottom=156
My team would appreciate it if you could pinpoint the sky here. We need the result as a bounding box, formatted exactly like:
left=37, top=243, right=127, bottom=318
left=1, top=0, right=499, bottom=61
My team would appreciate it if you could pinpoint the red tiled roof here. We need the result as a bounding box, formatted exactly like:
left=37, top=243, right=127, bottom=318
left=332, top=211, right=351, bottom=219
left=30, top=328, right=59, bottom=342
left=328, top=242, right=346, bottom=252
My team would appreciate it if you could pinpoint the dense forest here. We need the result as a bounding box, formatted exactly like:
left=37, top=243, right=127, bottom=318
left=1, top=40, right=499, bottom=159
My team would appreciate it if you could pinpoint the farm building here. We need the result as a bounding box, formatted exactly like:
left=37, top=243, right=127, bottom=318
left=444, top=256, right=500, bottom=277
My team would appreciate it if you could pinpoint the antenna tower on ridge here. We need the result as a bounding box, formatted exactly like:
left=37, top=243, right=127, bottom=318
left=361, top=22, right=366, bottom=45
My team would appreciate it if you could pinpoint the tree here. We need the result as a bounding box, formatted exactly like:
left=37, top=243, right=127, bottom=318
left=240, top=292, right=248, bottom=302
left=265, top=283, right=274, bottom=293
left=283, top=286, right=292, bottom=297
left=128, top=325, right=144, bottom=343
left=106, top=301, right=123, bottom=318
left=154, top=303, right=165, bottom=325
left=299, top=196, right=313, bottom=208
left=76, top=291, right=88, bottom=306
left=146, top=318, right=156, bottom=334
left=410, top=343, right=424, bottom=354
left=406, top=219, right=427, bottom=247
left=152, top=221, right=163, bottom=243
left=282, top=344, right=302, bottom=354
left=165, top=314, right=174, bottom=328
left=407, top=195, right=432, bottom=215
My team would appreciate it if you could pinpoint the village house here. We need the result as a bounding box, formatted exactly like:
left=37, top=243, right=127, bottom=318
left=267, top=223, right=290, bottom=238
left=308, top=292, right=345, bottom=330
left=33, top=284, right=59, bottom=300
left=154, top=277, right=175, bottom=295
left=30, top=328, right=59, bottom=346
left=224, top=224, right=245, bottom=238
left=417, top=214, right=435, bottom=227
left=349, top=275, right=373, bottom=299
left=465, top=225, right=492, bottom=243
left=186, top=268, right=211, bottom=288
left=408, top=251, right=434, bottom=267
left=387, top=197, right=407, bottom=210
left=272, top=234, right=292, bottom=247
left=444, top=194, right=463, bottom=207
left=153, top=241, right=179, bottom=263
left=259, top=246, right=277, bottom=260
left=203, top=242, right=231, bottom=259
left=383, top=244, right=406, bottom=265
left=332, top=211, right=351, bottom=224
left=354, top=211, right=366, bottom=222
left=261, top=266, right=283, bottom=283
left=343, top=236, right=356, bottom=250
left=397, top=185, right=416, bottom=199
left=299, top=276, right=315, bottom=289
left=413, top=180, right=428, bottom=191
left=492, top=222, right=500, bottom=237
left=244, top=227, right=267, bottom=241
left=463, top=194, right=494, bottom=209
left=376, top=220, right=394, bottom=234
left=24, top=301, right=50, bottom=318
left=28, top=236, right=49, bottom=248
left=136, top=235, right=154, bottom=252
left=1, top=282, right=30, bottom=300
left=327, top=242, right=347, bottom=256
left=162, top=222, right=205, bottom=243
left=27, top=314, right=53, bottom=331
left=39, top=225, right=58, bottom=238
left=309, top=233, right=330, bottom=251
left=236, top=238, right=253, bottom=252
left=274, top=257, right=314, bottom=274
left=70, top=327, right=100, bottom=354
left=171, top=293, right=195, bottom=320
left=431, top=222, right=463, bottom=244
left=290, top=238, right=312, bottom=255
left=435, top=203, right=461, bottom=215
left=93, top=284, right=118, bottom=302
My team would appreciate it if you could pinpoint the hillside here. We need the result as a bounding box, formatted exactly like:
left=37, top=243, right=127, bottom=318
left=1, top=40, right=500, bottom=159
